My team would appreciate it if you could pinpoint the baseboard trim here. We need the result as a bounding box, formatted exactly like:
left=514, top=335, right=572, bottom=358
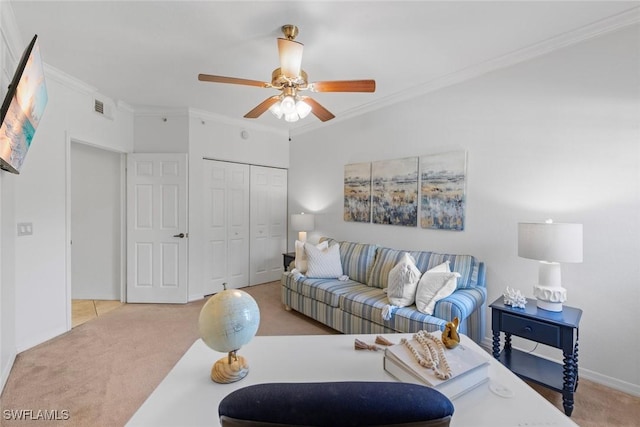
left=188, top=294, right=204, bottom=303
left=1, top=350, right=16, bottom=394
left=480, top=337, right=640, bottom=397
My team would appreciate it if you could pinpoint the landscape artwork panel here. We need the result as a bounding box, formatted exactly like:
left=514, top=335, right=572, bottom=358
left=372, top=157, right=418, bottom=227
left=344, top=162, right=371, bottom=222
left=420, top=151, right=467, bottom=231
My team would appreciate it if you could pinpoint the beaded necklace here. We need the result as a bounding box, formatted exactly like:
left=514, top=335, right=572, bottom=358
left=401, top=331, right=452, bottom=380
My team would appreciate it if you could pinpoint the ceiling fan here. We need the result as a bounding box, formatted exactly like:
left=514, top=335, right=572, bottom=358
left=198, top=25, right=376, bottom=123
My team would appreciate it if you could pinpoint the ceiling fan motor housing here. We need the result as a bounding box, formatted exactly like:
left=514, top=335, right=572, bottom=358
left=271, top=68, right=308, bottom=88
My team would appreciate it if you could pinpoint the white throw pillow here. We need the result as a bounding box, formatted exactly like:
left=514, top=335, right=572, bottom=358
left=415, top=271, right=461, bottom=315
left=294, top=240, right=328, bottom=273
left=386, top=253, right=421, bottom=307
left=428, top=260, right=451, bottom=273
left=305, top=242, right=343, bottom=279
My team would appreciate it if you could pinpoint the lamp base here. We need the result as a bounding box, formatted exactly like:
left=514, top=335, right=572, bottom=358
left=210, top=353, right=249, bottom=384
left=533, top=284, right=567, bottom=312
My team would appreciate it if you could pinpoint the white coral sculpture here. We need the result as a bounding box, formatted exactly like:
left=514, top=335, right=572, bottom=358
left=503, top=287, right=526, bottom=308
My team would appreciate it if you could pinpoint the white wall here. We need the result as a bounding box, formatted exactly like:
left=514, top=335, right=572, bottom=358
left=0, top=0, right=24, bottom=390
left=288, top=25, right=640, bottom=394
left=134, top=110, right=189, bottom=153
left=12, top=69, right=134, bottom=352
left=70, top=142, right=122, bottom=300
left=0, top=171, right=17, bottom=392
left=187, top=112, right=289, bottom=300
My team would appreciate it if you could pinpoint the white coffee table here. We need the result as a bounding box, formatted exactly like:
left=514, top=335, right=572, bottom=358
left=127, top=333, right=578, bottom=427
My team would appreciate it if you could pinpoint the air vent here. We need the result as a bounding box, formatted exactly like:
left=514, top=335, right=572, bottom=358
left=94, top=99, right=104, bottom=114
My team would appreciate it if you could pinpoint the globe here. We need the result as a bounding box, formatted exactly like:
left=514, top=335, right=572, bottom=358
left=198, top=287, right=260, bottom=383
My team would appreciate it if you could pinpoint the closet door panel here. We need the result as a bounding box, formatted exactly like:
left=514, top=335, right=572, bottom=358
left=203, top=160, right=249, bottom=293
left=250, top=165, right=288, bottom=285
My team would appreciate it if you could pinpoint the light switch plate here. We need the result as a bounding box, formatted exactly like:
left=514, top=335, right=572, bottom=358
left=17, top=222, right=33, bottom=236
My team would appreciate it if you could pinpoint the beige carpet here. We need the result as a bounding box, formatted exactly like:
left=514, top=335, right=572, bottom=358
left=1, top=281, right=638, bottom=426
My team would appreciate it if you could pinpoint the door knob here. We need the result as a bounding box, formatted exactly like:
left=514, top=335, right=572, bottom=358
left=173, top=233, right=186, bottom=238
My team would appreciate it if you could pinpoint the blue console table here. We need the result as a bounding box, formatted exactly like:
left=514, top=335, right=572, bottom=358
left=490, top=297, right=582, bottom=416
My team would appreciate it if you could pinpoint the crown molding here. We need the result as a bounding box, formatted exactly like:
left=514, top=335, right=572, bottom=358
left=291, top=6, right=640, bottom=138
left=44, top=63, right=97, bottom=95
left=132, top=106, right=288, bottom=137
left=188, top=108, right=289, bottom=137
left=134, top=106, right=190, bottom=118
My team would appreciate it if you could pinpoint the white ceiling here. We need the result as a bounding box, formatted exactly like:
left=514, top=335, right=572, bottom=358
left=9, top=1, right=640, bottom=132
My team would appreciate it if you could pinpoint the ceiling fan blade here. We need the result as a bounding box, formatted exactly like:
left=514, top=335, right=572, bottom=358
left=309, top=80, right=376, bottom=93
left=244, top=96, right=280, bottom=119
left=198, top=74, right=269, bottom=88
left=277, top=38, right=304, bottom=79
left=300, top=97, right=335, bottom=122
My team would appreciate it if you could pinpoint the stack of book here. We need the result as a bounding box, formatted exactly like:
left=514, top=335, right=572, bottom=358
left=383, top=335, right=490, bottom=400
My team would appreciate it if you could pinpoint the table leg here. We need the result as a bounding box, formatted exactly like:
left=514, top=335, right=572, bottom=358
left=492, top=331, right=501, bottom=359
left=562, top=349, right=577, bottom=416
left=504, top=333, right=512, bottom=351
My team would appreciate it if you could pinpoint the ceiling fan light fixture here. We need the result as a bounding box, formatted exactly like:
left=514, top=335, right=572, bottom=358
left=284, top=112, right=299, bottom=123
left=199, top=23, right=375, bottom=124
left=280, top=95, right=297, bottom=115
left=277, top=38, right=304, bottom=79
left=296, top=100, right=311, bottom=119
left=269, top=102, right=283, bottom=119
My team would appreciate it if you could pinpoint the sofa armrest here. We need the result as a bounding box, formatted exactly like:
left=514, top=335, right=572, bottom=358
left=433, top=286, right=487, bottom=342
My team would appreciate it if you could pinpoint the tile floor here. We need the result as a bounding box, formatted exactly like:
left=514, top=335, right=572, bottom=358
left=72, top=299, right=124, bottom=328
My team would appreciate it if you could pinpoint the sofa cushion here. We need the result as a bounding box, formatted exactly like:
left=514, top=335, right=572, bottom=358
left=339, top=286, right=448, bottom=333
left=367, top=247, right=479, bottom=289
left=426, top=253, right=479, bottom=289
left=282, top=273, right=368, bottom=308
left=320, top=238, right=377, bottom=284
left=367, top=247, right=432, bottom=288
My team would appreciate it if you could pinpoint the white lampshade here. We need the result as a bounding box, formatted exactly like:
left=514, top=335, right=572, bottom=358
left=518, top=222, right=583, bottom=263
left=518, top=221, right=583, bottom=312
left=277, top=38, right=303, bottom=78
left=291, top=213, right=315, bottom=231
left=291, top=213, right=314, bottom=242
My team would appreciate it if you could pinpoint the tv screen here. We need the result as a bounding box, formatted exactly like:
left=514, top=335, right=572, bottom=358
left=0, top=34, right=48, bottom=174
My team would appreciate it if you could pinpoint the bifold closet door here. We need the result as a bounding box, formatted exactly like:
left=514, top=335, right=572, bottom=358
left=203, top=160, right=250, bottom=293
left=249, top=166, right=288, bottom=285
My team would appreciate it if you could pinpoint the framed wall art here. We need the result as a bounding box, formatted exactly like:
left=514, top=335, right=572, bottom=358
left=344, top=162, right=372, bottom=223
left=372, top=157, right=418, bottom=227
left=420, top=151, right=467, bottom=231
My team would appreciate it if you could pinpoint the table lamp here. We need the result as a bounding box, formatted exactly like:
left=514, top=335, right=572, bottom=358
left=518, top=220, right=583, bottom=312
left=198, top=284, right=260, bottom=383
left=291, top=212, right=314, bottom=242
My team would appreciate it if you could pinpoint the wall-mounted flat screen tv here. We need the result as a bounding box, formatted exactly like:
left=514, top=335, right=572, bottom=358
left=0, top=34, right=48, bottom=174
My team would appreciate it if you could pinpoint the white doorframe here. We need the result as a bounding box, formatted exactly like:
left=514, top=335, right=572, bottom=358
left=64, top=134, right=127, bottom=330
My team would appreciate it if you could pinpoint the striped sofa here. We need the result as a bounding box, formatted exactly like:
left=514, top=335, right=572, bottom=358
left=281, top=239, right=487, bottom=344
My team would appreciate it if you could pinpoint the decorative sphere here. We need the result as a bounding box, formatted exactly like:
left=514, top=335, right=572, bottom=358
left=198, top=288, right=260, bottom=353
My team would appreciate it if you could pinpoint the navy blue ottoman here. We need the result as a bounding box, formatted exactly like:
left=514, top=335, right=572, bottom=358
left=218, top=381, right=454, bottom=427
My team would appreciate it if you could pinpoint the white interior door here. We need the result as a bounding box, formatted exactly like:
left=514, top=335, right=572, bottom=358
left=203, top=160, right=249, bottom=293
left=250, top=166, right=287, bottom=285
left=127, top=153, right=188, bottom=303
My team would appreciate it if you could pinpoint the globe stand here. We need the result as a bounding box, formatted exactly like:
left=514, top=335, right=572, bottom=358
left=210, top=350, right=249, bottom=384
